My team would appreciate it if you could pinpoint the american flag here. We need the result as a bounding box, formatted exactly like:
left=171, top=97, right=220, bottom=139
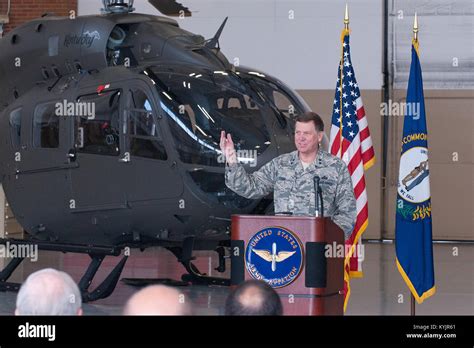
left=329, top=29, right=375, bottom=311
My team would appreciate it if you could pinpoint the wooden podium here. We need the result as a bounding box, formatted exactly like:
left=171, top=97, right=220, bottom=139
left=230, top=215, right=344, bottom=315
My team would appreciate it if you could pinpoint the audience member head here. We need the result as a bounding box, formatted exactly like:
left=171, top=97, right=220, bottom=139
left=225, top=280, right=283, bottom=315
left=123, top=285, right=191, bottom=315
left=15, top=268, right=82, bottom=315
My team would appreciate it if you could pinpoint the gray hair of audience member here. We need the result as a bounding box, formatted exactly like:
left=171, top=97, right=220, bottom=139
left=225, top=280, right=283, bottom=315
left=15, top=268, right=83, bottom=315
left=123, top=285, right=192, bottom=315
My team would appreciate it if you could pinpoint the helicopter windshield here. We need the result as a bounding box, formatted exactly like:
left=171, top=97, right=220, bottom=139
left=148, top=67, right=273, bottom=168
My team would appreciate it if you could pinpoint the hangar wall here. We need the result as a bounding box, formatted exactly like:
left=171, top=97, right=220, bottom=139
left=78, top=0, right=383, bottom=90
left=0, top=0, right=77, bottom=34
left=386, top=1, right=474, bottom=240
left=3, top=0, right=470, bottom=240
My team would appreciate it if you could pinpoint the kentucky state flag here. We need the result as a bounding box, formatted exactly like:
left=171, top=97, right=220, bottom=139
left=395, top=38, right=435, bottom=304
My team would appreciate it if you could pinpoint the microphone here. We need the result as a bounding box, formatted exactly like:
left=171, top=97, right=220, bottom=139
left=314, top=176, right=320, bottom=217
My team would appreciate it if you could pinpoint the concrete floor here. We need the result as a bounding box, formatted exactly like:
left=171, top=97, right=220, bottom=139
left=0, top=243, right=472, bottom=315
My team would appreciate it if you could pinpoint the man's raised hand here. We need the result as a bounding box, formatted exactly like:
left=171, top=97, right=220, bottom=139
left=220, top=131, right=237, bottom=164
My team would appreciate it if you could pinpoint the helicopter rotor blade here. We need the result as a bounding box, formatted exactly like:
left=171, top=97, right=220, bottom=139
left=148, top=0, right=192, bottom=17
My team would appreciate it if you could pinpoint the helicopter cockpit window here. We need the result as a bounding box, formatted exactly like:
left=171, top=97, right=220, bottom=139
left=273, top=90, right=298, bottom=119
left=9, top=108, right=21, bottom=149
left=33, top=103, right=59, bottom=148
left=150, top=68, right=271, bottom=167
left=74, top=90, right=121, bottom=156
left=245, top=76, right=305, bottom=133
left=128, top=89, right=167, bottom=161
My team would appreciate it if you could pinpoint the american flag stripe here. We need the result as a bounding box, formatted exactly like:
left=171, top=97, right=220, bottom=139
left=356, top=106, right=375, bottom=171
left=358, top=118, right=369, bottom=132
left=362, top=148, right=375, bottom=168
left=350, top=166, right=365, bottom=198
left=355, top=98, right=364, bottom=113
left=329, top=130, right=341, bottom=155
left=357, top=114, right=368, bottom=127
left=353, top=178, right=366, bottom=201
left=356, top=195, right=368, bottom=216
left=356, top=107, right=365, bottom=119
left=329, top=29, right=375, bottom=312
left=360, top=128, right=370, bottom=142
left=349, top=205, right=368, bottom=241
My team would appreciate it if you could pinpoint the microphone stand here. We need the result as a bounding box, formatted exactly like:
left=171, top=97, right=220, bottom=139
left=314, top=176, right=324, bottom=217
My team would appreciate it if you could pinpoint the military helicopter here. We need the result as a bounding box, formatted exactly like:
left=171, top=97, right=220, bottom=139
left=0, top=0, right=313, bottom=301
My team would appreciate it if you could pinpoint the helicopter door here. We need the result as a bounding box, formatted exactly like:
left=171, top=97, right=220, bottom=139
left=2, top=93, right=75, bottom=232
left=68, top=88, right=128, bottom=211
left=124, top=82, right=183, bottom=202
left=11, top=96, right=72, bottom=195
left=16, top=98, right=72, bottom=172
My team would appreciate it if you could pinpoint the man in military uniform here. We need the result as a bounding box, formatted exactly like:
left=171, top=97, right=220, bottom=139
left=220, top=112, right=356, bottom=240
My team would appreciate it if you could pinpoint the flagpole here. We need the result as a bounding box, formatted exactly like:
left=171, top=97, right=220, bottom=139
left=409, top=12, right=419, bottom=318
left=339, top=4, right=349, bottom=156
left=413, top=12, right=418, bottom=43
left=344, top=3, right=349, bottom=30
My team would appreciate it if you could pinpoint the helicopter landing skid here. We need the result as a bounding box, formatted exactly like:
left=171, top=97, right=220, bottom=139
left=79, top=254, right=128, bottom=302
left=0, top=238, right=127, bottom=302
left=166, top=237, right=230, bottom=287
left=0, top=256, right=24, bottom=292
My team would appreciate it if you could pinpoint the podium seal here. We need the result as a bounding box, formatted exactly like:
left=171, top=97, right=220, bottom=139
left=245, top=226, right=303, bottom=288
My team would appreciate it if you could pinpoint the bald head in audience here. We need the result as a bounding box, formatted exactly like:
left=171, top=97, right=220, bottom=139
left=15, top=268, right=83, bottom=315
left=123, top=285, right=191, bottom=315
left=225, top=280, right=283, bottom=315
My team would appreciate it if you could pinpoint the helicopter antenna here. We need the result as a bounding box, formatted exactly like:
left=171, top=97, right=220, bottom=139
left=205, top=17, right=228, bottom=50
left=101, top=0, right=135, bottom=14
